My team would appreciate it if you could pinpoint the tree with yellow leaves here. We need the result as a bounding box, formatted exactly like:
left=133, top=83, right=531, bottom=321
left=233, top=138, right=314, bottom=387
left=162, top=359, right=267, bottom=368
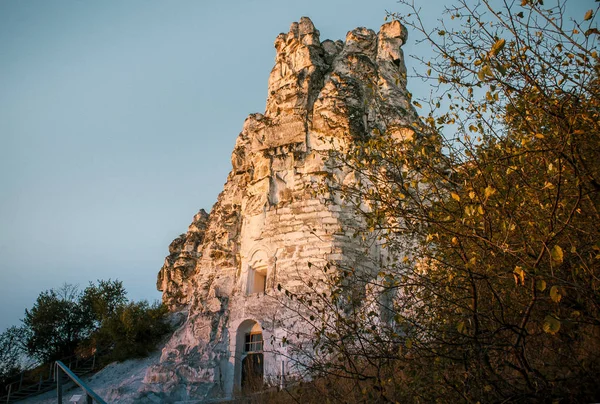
left=286, top=1, right=600, bottom=402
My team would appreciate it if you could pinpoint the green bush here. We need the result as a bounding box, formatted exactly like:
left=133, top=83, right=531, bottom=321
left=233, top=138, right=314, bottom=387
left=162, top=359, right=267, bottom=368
left=17, top=279, right=170, bottom=367
left=22, top=285, right=91, bottom=363
left=92, top=300, right=171, bottom=363
left=81, top=279, right=128, bottom=327
left=0, top=326, right=25, bottom=390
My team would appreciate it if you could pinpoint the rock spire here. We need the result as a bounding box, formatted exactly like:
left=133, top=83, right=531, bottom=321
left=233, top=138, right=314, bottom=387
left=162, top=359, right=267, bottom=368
left=145, top=16, right=417, bottom=402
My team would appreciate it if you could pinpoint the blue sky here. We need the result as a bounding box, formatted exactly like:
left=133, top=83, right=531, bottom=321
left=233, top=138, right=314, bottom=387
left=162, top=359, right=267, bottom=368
left=0, top=0, right=592, bottom=333
left=0, top=0, right=408, bottom=332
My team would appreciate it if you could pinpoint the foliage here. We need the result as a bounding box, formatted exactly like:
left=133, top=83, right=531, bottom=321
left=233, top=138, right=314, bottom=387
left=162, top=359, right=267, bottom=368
left=80, top=279, right=128, bottom=327
left=91, top=300, right=170, bottom=363
left=18, top=279, right=169, bottom=367
left=0, top=326, right=25, bottom=389
left=289, top=0, right=600, bottom=402
left=22, top=284, right=92, bottom=363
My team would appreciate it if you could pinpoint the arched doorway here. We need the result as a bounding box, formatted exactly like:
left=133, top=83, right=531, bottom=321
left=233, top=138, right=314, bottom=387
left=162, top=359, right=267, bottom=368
left=235, top=320, right=264, bottom=393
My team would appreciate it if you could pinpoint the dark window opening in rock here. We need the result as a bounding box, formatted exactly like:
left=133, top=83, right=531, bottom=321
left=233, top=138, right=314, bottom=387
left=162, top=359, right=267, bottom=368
left=244, top=332, right=263, bottom=353
left=392, top=58, right=401, bottom=68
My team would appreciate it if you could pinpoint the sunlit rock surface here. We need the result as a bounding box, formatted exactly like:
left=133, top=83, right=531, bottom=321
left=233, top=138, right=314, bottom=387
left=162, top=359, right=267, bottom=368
left=142, top=17, right=417, bottom=402
left=157, top=209, right=210, bottom=309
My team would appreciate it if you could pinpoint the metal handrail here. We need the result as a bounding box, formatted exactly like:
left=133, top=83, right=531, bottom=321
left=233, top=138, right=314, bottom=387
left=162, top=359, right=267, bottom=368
left=4, top=344, right=109, bottom=402
left=3, top=363, right=53, bottom=403
left=54, top=361, right=106, bottom=404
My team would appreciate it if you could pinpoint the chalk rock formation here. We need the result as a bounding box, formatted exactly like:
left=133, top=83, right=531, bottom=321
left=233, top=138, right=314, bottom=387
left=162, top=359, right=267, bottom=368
left=157, top=209, right=209, bottom=309
left=143, top=17, right=417, bottom=402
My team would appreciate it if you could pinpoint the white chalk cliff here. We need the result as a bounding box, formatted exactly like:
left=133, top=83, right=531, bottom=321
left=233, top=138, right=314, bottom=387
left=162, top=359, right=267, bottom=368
left=145, top=17, right=417, bottom=402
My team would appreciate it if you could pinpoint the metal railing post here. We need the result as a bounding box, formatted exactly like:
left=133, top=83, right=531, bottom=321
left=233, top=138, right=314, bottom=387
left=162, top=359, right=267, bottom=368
left=18, top=372, right=23, bottom=390
left=6, top=384, right=11, bottom=403
left=54, top=361, right=106, bottom=404
left=56, top=364, right=63, bottom=404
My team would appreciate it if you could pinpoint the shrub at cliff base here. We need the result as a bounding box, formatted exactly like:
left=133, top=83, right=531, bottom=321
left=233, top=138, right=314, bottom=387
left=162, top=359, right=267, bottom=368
left=6, top=280, right=171, bottom=373
left=91, top=300, right=171, bottom=364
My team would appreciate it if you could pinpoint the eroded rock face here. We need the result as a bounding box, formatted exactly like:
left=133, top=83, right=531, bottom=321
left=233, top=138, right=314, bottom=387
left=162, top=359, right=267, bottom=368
left=157, top=209, right=209, bottom=310
left=145, top=17, right=417, bottom=402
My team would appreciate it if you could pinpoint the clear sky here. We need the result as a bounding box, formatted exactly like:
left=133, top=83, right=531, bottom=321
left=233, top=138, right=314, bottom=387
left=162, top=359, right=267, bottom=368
left=0, top=0, right=591, bottom=333
left=0, top=0, right=409, bottom=332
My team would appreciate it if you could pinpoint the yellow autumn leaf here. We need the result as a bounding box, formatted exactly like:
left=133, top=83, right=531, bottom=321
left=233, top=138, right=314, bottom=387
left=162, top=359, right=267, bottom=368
left=484, top=185, right=496, bottom=199
left=543, top=315, right=561, bottom=335
left=550, top=285, right=562, bottom=303
left=584, top=9, right=593, bottom=21
left=477, top=65, right=494, bottom=80
left=451, top=192, right=461, bottom=201
left=490, top=38, right=506, bottom=56
left=550, top=245, right=564, bottom=264
left=513, top=266, right=525, bottom=285
left=536, top=279, right=547, bottom=291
